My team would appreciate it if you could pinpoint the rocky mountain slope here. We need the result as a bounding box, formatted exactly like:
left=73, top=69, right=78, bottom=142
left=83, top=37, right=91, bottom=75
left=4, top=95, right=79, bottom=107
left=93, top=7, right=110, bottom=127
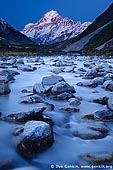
left=0, top=18, right=34, bottom=45
left=22, top=10, right=91, bottom=44
left=62, top=3, right=113, bottom=55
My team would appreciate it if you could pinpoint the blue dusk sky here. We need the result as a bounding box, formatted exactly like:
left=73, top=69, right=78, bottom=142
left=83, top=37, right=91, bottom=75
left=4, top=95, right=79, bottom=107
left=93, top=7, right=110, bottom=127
left=0, top=0, right=113, bottom=30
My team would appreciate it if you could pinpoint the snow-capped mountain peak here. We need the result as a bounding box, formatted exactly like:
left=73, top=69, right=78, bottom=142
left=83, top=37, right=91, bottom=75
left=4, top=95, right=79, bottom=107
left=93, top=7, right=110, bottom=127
left=43, top=10, right=60, bottom=22
left=22, top=10, right=91, bottom=44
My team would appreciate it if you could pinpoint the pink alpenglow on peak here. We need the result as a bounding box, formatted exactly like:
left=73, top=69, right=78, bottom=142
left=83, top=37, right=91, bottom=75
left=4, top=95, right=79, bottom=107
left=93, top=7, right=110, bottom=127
left=22, top=10, right=91, bottom=44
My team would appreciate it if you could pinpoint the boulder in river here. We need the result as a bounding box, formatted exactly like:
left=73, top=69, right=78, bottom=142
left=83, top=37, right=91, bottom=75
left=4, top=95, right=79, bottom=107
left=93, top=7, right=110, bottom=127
left=82, top=151, right=113, bottom=163
left=71, top=122, right=108, bottom=140
left=42, top=75, right=65, bottom=85
left=51, top=81, right=75, bottom=95
left=16, top=121, right=54, bottom=159
left=83, top=110, right=113, bottom=121
left=1, top=107, right=53, bottom=125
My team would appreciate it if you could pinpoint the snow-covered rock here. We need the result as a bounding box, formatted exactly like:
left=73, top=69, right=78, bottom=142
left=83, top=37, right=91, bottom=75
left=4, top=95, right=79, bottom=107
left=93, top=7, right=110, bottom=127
left=16, top=121, right=54, bottom=159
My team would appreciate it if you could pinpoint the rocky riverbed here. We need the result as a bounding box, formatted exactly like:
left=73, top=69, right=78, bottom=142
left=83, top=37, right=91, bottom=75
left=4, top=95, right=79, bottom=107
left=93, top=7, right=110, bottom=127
left=0, top=55, right=113, bottom=170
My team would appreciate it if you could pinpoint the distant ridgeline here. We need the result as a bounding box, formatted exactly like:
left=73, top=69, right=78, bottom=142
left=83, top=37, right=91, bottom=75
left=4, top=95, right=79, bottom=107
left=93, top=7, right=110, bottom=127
left=61, top=3, right=113, bottom=56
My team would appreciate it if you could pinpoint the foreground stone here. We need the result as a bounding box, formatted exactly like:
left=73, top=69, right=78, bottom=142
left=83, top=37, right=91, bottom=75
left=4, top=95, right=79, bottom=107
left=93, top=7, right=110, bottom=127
left=17, top=121, right=54, bottom=159
left=71, top=122, right=108, bottom=140
left=1, top=108, right=53, bottom=125
left=83, top=110, right=113, bottom=121
left=82, top=152, right=113, bottom=163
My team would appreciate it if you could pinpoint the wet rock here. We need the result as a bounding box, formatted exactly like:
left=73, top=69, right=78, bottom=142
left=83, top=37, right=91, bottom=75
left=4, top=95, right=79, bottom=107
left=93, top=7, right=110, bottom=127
left=107, top=97, right=113, bottom=111
left=82, top=152, right=113, bottom=163
left=0, top=80, right=11, bottom=95
left=53, top=92, right=75, bottom=100
left=76, top=81, right=97, bottom=88
left=103, top=80, right=113, bottom=91
left=68, top=97, right=81, bottom=106
left=51, top=81, right=75, bottom=95
left=60, top=107, right=79, bottom=113
left=17, top=121, right=54, bottom=159
left=33, top=83, right=46, bottom=94
left=83, top=110, right=113, bottom=121
left=71, top=122, right=108, bottom=140
left=93, top=96, right=108, bottom=105
left=42, top=75, right=64, bottom=85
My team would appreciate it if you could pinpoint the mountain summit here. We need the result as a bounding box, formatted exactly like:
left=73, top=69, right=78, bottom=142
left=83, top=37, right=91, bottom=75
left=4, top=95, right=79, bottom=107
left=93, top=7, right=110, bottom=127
left=22, top=10, right=91, bottom=44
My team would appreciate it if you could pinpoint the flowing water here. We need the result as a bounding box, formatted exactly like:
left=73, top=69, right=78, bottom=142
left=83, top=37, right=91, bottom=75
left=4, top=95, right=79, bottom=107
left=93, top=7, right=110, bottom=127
left=0, top=55, right=113, bottom=170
